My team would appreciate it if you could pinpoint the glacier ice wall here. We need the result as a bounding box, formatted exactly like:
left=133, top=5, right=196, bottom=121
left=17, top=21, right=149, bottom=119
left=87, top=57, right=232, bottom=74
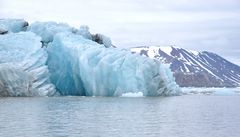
left=47, top=33, right=180, bottom=96
left=0, top=32, right=56, bottom=97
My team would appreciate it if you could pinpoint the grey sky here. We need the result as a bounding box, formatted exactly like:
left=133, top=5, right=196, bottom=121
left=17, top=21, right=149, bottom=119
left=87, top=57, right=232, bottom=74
left=1, top=0, right=240, bottom=65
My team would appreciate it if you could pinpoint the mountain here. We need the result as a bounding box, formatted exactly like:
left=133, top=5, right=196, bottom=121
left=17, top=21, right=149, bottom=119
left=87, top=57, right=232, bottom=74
left=131, top=46, right=240, bottom=87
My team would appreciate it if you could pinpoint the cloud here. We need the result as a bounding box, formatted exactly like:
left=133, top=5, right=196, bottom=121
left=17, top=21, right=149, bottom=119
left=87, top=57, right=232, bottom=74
left=0, top=0, right=240, bottom=65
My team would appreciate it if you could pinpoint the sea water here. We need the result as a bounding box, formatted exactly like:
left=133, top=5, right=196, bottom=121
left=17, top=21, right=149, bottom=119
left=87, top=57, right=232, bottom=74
left=0, top=95, right=240, bottom=137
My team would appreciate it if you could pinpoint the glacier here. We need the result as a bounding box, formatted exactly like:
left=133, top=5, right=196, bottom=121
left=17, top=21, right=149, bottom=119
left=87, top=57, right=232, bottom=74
left=0, top=19, right=180, bottom=97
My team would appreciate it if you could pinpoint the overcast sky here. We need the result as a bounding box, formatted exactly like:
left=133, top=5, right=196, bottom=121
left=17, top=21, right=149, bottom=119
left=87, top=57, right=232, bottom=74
left=1, top=0, right=240, bottom=65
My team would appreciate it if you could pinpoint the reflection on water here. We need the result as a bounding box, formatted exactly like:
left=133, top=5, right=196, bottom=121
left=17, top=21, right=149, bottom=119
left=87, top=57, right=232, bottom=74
left=0, top=96, right=240, bottom=137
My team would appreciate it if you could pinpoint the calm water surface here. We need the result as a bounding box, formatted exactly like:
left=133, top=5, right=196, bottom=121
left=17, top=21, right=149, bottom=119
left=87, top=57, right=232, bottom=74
left=0, top=95, right=240, bottom=137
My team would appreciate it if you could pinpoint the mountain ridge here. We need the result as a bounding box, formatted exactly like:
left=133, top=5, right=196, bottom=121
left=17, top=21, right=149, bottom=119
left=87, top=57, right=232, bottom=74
left=131, top=46, right=240, bottom=87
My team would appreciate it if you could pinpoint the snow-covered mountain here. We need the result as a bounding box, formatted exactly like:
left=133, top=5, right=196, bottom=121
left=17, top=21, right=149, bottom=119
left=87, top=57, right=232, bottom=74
left=131, top=46, right=240, bottom=87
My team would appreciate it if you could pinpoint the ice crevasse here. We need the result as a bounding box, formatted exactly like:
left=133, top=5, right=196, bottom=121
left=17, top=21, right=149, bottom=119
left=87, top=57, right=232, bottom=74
left=0, top=19, right=180, bottom=96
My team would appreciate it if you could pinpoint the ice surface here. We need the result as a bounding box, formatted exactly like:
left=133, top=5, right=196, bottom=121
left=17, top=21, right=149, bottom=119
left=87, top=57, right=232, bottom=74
left=0, top=19, right=28, bottom=33
left=159, top=46, right=172, bottom=56
left=0, top=32, right=56, bottom=96
left=47, top=32, right=180, bottom=96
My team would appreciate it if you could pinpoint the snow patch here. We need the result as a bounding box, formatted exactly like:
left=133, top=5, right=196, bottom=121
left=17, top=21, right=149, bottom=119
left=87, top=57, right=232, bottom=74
left=189, top=50, right=199, bottom=56
left=159, top=46, right=172, bottom=56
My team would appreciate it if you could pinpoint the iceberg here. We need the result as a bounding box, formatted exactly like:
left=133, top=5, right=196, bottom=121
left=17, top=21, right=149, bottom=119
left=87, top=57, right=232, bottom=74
left=47, top=32, right=180, bottom=96
left=0, top=19, right=180, bottom=97
left=0, top=32, right=56, bottom=96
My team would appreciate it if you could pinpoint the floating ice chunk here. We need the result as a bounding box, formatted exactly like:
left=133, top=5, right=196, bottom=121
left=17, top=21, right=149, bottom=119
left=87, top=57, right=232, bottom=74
left=47, top=32, right=180, bottom=96
left=121, top=92, right=144, bottom=97
left=181, top=87, right=239, bottom=96
left=0, top=32, right=56, bottom=97
left=0, top=19, right=28, bottom=33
